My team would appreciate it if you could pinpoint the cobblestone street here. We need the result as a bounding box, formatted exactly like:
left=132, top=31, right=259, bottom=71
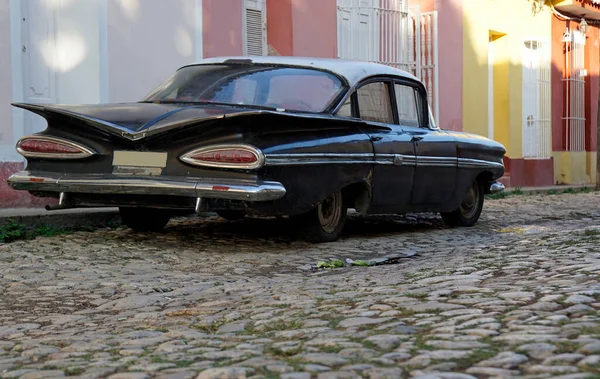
left=1, top=192, right=600, bottom=378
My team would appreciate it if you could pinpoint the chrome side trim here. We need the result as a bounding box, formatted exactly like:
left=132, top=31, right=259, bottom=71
left=7, top=171, right=285, bottom=202
left=16, top=136, right=96, bottom=160
left=264, top=153, right=504, bottom=170
left=265, top=153, right=376, bottom=166
left=375, top=154, right=417, bottom=166
left=458, top=158, right=504, bottom=169
left=180, top=144, right=265, bottom=170
left=417, top=156, right=457, bottom=167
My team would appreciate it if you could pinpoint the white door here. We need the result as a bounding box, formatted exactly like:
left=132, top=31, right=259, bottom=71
left=488, top=39, right=494, bottom=139
left=522, top=40, right=540, bottom=158
left=522, top=38, right=551, bottom=159
left=337, top=0, right=379, bottom=62
left=21, top=0, right=57, bottom=135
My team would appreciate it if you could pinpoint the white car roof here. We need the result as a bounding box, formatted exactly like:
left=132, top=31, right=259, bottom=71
left=181, top=56, right=421, bottom=88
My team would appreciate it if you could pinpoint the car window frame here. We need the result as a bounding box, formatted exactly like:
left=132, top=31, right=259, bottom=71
left=333, top=75, right=434, bottom=131
left=390, top=77, right=434, bottom=130
left=144, top=64, right=350, bottom=114
left=390, top=82, right=422, bottom=128
left=352, top=78, right=396, bottom=127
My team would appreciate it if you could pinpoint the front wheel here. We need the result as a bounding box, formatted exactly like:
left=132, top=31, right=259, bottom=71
left=441, top=180, right=484, bottom=227
left=297, top=191, right=347, bottom=243
left=119, top=207, right=172, bottom=232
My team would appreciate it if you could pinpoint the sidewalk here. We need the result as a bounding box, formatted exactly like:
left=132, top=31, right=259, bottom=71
left=505, top=183, right=596, bottom=193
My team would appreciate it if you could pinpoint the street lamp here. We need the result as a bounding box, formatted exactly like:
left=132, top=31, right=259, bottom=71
left=580, top=18, right=589, bottom=34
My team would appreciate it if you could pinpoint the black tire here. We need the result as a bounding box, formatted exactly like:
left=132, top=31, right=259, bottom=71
left=441, top=180, right=485, bottom=227
left=297, top=191, right=347, bottom=243
left=119, top=207, right=172, bottom=232
left=216, top=210, right=246, bottom=221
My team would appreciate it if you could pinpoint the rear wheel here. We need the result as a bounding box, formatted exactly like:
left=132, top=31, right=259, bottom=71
left=441, top=180, right=484, bottom=227
left=119, top=207, right=172, bottom=232
left=298, top=190, right=347, bottom=243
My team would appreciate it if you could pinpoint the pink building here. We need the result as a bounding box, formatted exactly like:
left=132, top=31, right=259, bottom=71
left=0, top=0, right=456, bottom=208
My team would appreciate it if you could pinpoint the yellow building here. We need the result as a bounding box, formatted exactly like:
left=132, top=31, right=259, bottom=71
left=463, top=0, right=555, bottom=187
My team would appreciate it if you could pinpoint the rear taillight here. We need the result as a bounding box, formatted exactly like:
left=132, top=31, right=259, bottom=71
left=16, top=136, right=95, bottom=159
left=180, top=144, right=264, bottom=169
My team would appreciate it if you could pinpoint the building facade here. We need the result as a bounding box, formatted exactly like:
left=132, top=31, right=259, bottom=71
left=552, top=0, right=600, bottom=185
left=1, top=0, right=598, bottom=208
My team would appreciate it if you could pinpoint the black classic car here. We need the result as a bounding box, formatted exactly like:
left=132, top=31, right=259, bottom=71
left=8, top=56, right=505, bottom=242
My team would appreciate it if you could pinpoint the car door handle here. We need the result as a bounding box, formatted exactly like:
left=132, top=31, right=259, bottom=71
left=411, top=136, right=424, bottom=142
left=370, top=136, right=383, bottom=142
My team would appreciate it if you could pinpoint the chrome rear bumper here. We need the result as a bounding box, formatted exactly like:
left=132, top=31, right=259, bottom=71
left=488, top=181, right=505, bottom=194
left=7, top=171, right=286, bottom=202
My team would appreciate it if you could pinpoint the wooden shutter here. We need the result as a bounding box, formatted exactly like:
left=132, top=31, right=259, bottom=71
left=243, top=0, right=267, bottom=56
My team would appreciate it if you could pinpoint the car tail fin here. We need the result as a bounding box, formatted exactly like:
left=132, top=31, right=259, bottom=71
left=12, top=102, right=144, bottom=140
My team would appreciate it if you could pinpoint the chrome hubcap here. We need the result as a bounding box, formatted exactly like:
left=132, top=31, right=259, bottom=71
left=318, top=192, right=342, bottom=234
left=459, top=182, right=480, bottom=219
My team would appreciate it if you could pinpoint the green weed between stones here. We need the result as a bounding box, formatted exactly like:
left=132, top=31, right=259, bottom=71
left=261, top=319, right=304, bottom=332
left=487, top=186, right=593, bottom=200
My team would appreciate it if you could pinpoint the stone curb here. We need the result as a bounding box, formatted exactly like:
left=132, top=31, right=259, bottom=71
left=505, top=183, right=596, bottom=194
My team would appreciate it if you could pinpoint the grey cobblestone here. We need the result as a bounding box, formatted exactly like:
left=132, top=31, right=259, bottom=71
left=1, top=192, right=600, bottom=377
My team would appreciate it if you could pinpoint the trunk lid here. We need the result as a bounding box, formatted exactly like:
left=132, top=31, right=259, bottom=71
left=12, top=102, right=261, bottom=141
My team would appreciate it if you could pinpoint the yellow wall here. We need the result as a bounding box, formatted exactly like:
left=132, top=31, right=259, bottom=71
left=553, top=152, right=592, bottom=184
left=462, top=0, right=552, bottom=159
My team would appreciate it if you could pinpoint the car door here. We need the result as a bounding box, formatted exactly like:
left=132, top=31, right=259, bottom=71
left=350, top=79, right=416, bottom=212
left=394, top=82, right=457, bottom=210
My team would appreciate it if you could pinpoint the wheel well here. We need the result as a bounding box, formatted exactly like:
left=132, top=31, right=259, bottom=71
left=342, top=182, right=371, bottom=213
left=476, top=171, right=493, bottom=185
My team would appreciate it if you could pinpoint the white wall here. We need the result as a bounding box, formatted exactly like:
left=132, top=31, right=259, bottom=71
left=106, top=0, right=198, bottom=102
left=55, top=0, right=102, bottom=105
left=0, top=0, right=201, bottom=162
left=0, top=1, right=15, bottom=161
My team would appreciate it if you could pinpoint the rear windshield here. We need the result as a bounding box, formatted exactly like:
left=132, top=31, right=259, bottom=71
left=142, top=64, right=345, bottom=113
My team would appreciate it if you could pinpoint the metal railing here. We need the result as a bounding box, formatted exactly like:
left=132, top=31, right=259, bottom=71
left=522, top=38, right=552, bottom=159
left=563, top=29, right=586, bottom=152
left=337, top=0, right=438, bottom=124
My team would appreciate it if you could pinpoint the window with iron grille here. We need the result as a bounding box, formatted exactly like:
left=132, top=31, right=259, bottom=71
left=522, top=38, right=551, bottom=159
left=336, top=0, right=438, bottom=125
left=563, top=29, right=586, bottom=152
left=243, top=0, right=267, bottom=56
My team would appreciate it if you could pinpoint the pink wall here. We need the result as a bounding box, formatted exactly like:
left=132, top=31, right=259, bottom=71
left=552, top=18, right=600, bottom=153
left=267, top=0, right=294, bottom=56
left=407, top=0, right=463, bottom=131
left=585, top=25, right=599, bottom=153
left=551, top=15, right=565, bottom=151
left=291, top=0, right=337, bottom=57
left=435, top=0, right=463, bottom=131
left=0, top=1, right=13, bottom=147
left=203, top=0, right=243, bottom=58
left=410, top=0, right=434, bottom=12
left=267, top=0, right=336, bottom=58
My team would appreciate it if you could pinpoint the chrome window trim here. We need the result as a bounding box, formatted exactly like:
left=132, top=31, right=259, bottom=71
left=180, top=144, right=265, bottom=170
left=16, top=135, right=96, bottom=160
